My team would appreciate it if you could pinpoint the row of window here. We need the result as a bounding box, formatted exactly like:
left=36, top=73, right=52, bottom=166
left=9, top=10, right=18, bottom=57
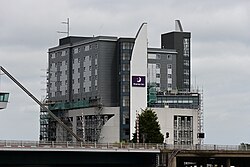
left=50, top=50, right=68, bottom=59
left=52, top=66, right=97, bottom=77
left=72, top=65, right=98, bottom=73
left=184, top=60, right=189, bottom=66
left=148, top=54, right=173, bottom=60
left=183, top=38, right=190, bottom=57
left=50, top=74, right=98, bottom=86
left=73, top=56, right=97, bottom=64
left=73, top=44, right=98, bottom=54
left=121, top=42, right=133, bottom=50
left=50, top=85, right=99, bottom=97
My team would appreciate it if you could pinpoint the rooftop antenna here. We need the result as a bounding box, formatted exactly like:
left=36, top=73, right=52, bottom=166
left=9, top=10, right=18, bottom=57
left=57, top=18, right=70, bottom=37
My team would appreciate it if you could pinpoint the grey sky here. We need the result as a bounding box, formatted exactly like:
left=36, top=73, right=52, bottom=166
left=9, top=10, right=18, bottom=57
left=0, top=0, right=249, bottom=145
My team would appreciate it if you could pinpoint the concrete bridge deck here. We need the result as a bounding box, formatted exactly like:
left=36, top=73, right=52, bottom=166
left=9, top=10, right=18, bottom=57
left=1, top=140, right=250, bottom=167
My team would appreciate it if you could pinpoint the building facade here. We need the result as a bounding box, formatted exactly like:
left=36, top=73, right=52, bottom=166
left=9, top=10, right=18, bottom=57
left=40, top=21, right=204, bottom=144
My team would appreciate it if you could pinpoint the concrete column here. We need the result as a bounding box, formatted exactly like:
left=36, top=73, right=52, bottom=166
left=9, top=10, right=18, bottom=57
left=170, top=157, right=176, bottom=167
left=226, top=158, right=231, bottom=167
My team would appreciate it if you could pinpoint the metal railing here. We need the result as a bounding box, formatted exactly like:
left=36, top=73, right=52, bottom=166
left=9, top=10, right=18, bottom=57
left=0, top=140, right=163, bottom=150
left=0, top=140, right=250, bottom=152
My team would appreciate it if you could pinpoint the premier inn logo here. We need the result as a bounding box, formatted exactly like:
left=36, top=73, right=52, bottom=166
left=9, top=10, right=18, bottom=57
left=132, top=76, right=145, bottom=87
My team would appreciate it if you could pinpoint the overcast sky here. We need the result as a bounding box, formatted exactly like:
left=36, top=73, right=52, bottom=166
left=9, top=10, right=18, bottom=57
left=0, top=0, right=249, bottom=145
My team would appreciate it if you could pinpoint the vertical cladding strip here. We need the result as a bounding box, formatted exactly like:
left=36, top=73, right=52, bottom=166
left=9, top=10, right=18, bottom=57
left=130, top=23, right=148, bottom=139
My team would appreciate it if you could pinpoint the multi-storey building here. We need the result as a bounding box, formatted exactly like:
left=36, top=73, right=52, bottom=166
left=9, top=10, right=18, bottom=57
left=40, top=21, right=204, bottom=144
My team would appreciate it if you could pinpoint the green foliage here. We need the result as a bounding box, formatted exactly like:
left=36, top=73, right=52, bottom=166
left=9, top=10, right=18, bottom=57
left=132, top=108, right=164, bottom=143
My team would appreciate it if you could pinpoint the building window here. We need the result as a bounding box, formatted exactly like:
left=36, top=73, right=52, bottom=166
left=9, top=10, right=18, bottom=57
left=89, top=76, right=91, bottom=81
left=168, top=74, right=172, bottom=78
left=167, top=64, right=172, bottom=69
left=122, top=75, right=129, bottom=81
left=148, top=54, right=156, bottom=59
left=122, top=53, right=130, bottom=60
left=74, top=48, right=80, bottom=54
left=122, top=64, right=130, bottom=71
left=156, top=64, right=160, bottom=69
left=122, top=96, right=129, bottom=107
left=156, top=54, right=161, bottom=59
left=122, top=43, right=132, bottom=50
left=122, top=85, right=129, bottom=92
left=85, top=45, right=90, bottom=51
left=62, top=50, right=66, bottom=56
left=167, top=54, right=172, bottom=60
left=184, top=69, right=190, bottom=75
left=184, top=79, right=189, bottom=85
left=51, top=53, right=56, bottom=59
left=156, top=74, right=160, bottom=78
left=89, top=66, right=92, bottom=71
left=184, top=60, right=189, bottom=66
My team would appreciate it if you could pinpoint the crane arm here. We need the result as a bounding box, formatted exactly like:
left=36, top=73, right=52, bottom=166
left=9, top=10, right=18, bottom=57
left=0, top=66, right=82, bottom=141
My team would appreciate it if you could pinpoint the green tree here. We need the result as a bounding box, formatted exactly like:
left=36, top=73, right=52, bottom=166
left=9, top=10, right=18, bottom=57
left=132, top=108, right=164, bottom=143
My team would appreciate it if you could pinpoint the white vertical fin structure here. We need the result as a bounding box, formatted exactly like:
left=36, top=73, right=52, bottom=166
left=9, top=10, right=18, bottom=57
left=130, top=23, right=148, bottom=140
left=175, top=20, right=183, bottom=32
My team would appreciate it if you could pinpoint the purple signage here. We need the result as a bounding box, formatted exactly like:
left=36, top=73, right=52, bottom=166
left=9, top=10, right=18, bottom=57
left=132, top=76, right=145, bottom=87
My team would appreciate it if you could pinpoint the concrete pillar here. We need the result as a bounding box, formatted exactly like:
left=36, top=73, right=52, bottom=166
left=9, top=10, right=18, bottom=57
left=226, top=158, right=231, bottom=167
left=169, top=157, right=176, bottom=167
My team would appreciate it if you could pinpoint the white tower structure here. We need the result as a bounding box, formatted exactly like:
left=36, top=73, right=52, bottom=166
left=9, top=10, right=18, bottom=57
left=130, top=23, right=148, bottom=139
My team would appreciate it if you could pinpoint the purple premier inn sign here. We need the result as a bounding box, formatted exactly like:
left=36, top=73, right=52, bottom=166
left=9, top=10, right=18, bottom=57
left=132, top=76, right=146, bottom=87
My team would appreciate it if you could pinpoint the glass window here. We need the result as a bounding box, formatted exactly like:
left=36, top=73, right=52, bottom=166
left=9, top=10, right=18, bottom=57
left=122, top=64, right=130, bottom=71
left=184, top=60, right=189, bottom=66
left=148, top=54, right=156, bottom=59
left=122, top=85, right=129, bottom=92
left=85, top=45, right=90, bottom=51
left=122, top=75, right=129, bottom=81
left=122, top=53, right=130, bottom=60
left=122, top=96, right=129, bottom=107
